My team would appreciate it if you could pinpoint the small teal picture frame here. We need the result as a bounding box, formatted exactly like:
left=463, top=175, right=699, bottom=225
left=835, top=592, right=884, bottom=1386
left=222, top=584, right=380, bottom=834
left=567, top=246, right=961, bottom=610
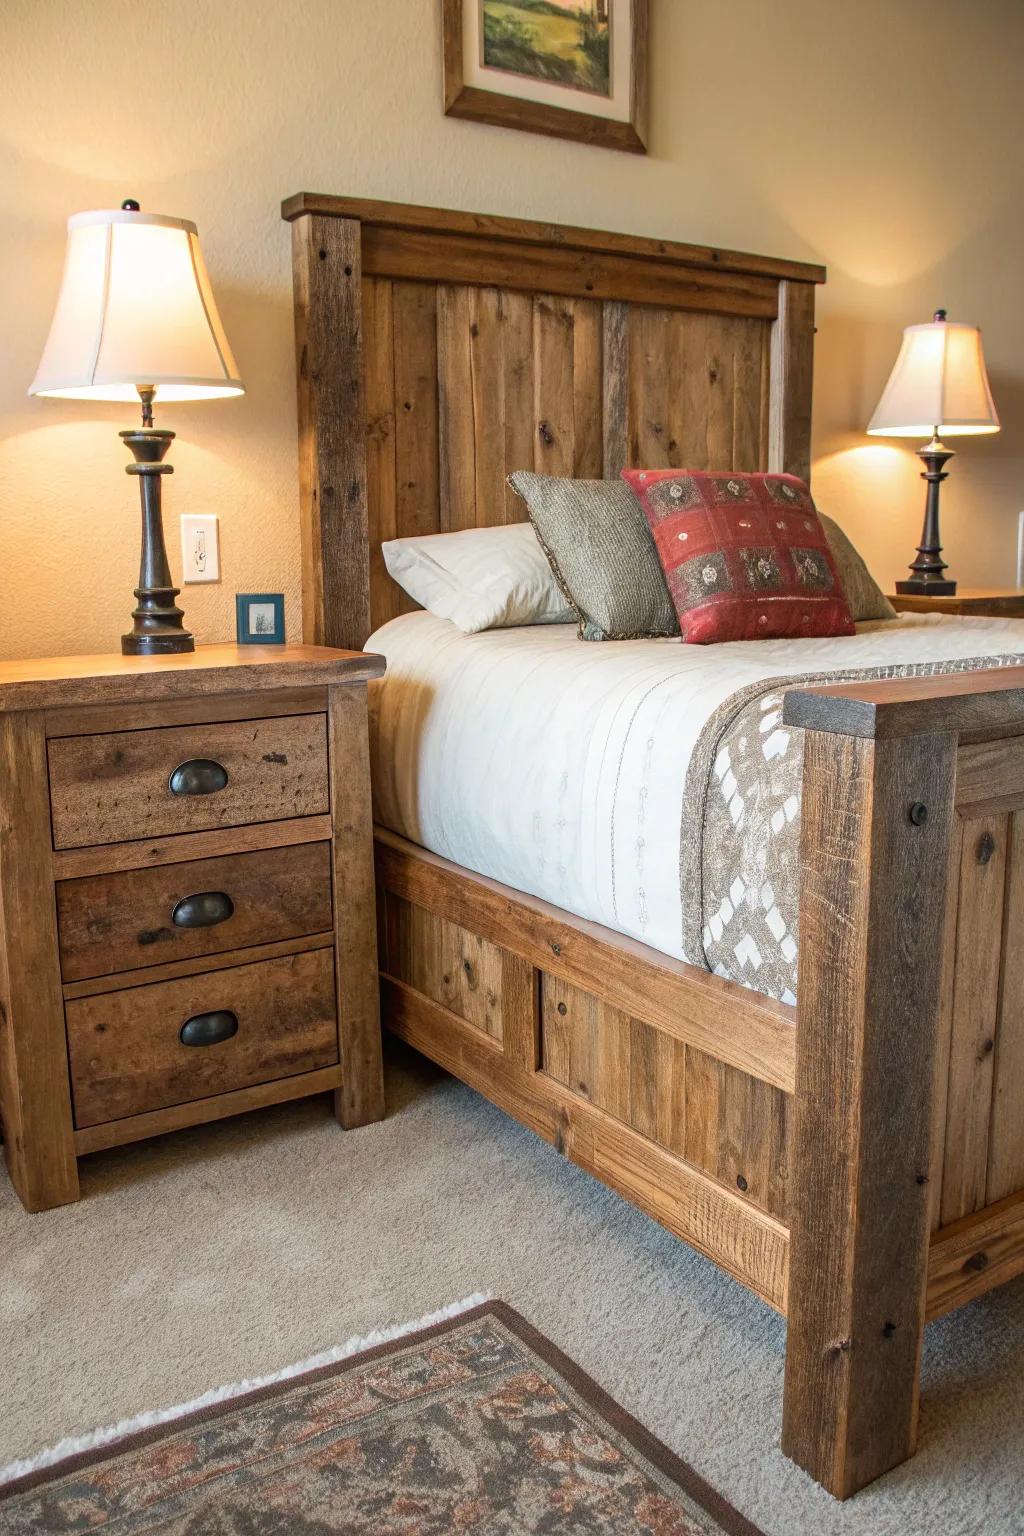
left=235, top=593, right=285, bottom=645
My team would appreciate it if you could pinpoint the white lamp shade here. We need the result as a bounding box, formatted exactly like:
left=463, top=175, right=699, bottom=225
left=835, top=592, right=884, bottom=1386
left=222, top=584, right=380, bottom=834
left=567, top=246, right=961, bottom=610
left=29, top=208, right=243, bottom=404
left=867, top=316, right=999, bottom=438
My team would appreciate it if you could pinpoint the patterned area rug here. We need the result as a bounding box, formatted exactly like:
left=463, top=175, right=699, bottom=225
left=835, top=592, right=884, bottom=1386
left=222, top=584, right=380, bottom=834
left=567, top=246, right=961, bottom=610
left=0, top=1300, right=763, bottom=1534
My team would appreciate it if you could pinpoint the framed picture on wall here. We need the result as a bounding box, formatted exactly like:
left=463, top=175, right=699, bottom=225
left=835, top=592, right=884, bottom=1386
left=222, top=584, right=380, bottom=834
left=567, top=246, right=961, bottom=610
left=442, top=0, right=648, bottom=154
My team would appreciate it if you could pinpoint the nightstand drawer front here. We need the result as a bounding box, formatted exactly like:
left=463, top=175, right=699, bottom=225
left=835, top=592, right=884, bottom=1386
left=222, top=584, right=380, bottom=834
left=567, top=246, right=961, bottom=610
left=48, top=713, right=329, bottom=850
left=56, top=841, right=333, bottom=982
left=66, top=946, right=338, bottom=1128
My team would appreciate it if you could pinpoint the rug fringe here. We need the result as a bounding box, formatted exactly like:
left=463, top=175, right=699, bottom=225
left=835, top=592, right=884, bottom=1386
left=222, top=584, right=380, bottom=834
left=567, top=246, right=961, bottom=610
left=0, top=1292, right=492, bottom=1488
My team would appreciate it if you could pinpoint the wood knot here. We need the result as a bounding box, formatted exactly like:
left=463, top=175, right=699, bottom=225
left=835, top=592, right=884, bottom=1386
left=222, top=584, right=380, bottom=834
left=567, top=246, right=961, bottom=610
left=538, top=421, right=555, bottom=446
left=963, top=1250, right=989, bottom=1275
left=550, top=940, right=561, bottom=955
left=557, top=1002, right=567, bottom=1016
left=830, top=1338, right=853, bottom=1355
left=882, top=1321, right=897, bottom=1339
left=977, top=832, right=996, bottom=865
left=736, top=1174, right=748, bottom=1192
left=470, top=322, right=479, bottom=338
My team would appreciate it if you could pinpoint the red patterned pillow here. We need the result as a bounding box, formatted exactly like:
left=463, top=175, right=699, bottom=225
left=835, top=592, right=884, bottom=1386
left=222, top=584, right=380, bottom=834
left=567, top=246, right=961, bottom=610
left=621, top=469, right=856, bottom=644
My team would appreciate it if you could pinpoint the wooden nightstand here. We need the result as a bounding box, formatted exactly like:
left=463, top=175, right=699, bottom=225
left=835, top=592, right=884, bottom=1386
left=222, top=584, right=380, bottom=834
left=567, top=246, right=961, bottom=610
left=888, top=588, right=1024, bottom=618
left=0, top=643, right=385, bottom=1213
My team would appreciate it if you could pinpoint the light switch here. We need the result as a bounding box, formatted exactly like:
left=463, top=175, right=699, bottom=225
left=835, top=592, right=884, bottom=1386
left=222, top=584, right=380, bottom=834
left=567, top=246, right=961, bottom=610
left=181, top=514, right=220, bottom=583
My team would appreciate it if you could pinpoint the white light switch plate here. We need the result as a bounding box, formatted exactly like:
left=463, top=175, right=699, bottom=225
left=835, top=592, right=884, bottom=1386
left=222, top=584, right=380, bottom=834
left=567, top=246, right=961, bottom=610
left=181, top=514, right=220, bottom=583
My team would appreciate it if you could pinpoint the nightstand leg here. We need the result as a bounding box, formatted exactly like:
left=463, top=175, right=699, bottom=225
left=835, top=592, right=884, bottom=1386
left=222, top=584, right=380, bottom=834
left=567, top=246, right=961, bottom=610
left=327, top=683, right=385, bottom=1127
left=0, top=713, right=79, bottom=1211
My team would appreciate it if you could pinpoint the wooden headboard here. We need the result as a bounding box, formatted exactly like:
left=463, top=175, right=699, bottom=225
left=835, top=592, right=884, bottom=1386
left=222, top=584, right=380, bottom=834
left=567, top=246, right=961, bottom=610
left=282, top=192, right=825, bottom=650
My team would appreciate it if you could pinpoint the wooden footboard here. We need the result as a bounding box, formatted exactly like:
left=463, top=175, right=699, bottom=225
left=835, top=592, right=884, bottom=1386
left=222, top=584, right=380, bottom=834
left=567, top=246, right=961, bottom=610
left=782, top=667, right=1024, bottom=1497
left=375, top=667, right=1024, bottom=1501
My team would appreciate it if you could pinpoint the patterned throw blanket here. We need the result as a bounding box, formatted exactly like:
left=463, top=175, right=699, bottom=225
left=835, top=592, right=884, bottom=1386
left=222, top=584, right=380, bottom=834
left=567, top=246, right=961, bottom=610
left=680, top=652, right=1023, bottom=1003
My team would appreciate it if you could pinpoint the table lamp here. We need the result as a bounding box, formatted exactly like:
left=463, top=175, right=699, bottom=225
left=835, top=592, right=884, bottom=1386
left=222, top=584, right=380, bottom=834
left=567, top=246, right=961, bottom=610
left=867, top=310, right=999, bottom=595
left=29, top=201, right=243, bottom=654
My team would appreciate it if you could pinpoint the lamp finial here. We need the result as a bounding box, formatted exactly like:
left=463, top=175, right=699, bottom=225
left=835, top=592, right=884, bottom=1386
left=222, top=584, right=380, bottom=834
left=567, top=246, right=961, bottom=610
left=933, top=308, right=947, bottom=323
left=120, top=198, right=140, bottom=212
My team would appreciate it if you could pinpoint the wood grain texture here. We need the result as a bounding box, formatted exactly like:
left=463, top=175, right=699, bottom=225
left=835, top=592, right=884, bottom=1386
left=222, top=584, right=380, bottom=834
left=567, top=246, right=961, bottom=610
left=0, top=646, right=381, bottom=716
left=56, top=840, right=332, bottom=983
left=73, top=1064, right=344, bottom=1156
left=51, top=814, right=334, bottom=882
left=66, top=946, right=338, bottom=1129
left=988, top=811, right=1024, bottom=1201
left=376, top=829, right=796, bottom=1092
left=61, top=933, right=333, bottom=1001
left=784, top=666, right=1024, bottom=741
left=362, top=227, right=779, bottom=317
left=541, top=977, right=787, bottom=1220
left=889, top=590, right=1024, bottom=618
left=782, top=730, right=956, bottom=1498
left=292, top=214, right=370, bottom=649
left=363, top=275, right=401, bottom=629
left=282, top=193, right=826, bottom=285
left=328, top=683, right=385, bottom=1127
left=381, top=891, right=504, bottom=1041
left=956, top=735, right=1024, bottom=813
left=768, top=280, right=815, bottom=484
left=383, top=974, right=789, bottom=1312
left=926, top=1189, right=1024, bottom=1320
left=45, top=687, right=329, bottom=741
left=0, top=712, right=79, bottom=1210
left=48, top=713, right=328, bottom=850
left=940, top=814, right=1007, bottom=1223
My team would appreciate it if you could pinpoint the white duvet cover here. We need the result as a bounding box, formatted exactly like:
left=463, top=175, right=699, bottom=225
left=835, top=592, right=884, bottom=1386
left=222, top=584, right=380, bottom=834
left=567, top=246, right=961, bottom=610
left=367, top=610, right=1024, bottom=969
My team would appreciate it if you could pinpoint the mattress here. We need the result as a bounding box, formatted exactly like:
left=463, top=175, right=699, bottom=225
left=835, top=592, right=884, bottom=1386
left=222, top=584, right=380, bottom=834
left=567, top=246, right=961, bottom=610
left=367, top=610, right=1024, bottom=1000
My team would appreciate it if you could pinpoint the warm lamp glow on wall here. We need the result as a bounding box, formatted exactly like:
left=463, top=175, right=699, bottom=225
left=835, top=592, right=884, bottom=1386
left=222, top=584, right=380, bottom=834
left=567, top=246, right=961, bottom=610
left=867, top=310, right=999, bottom=595
left=29, top=201, right=243, bottom=654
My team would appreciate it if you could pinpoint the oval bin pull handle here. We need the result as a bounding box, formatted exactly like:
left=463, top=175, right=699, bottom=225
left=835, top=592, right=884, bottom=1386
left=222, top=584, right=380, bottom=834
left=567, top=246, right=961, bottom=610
left=169, top=759, right=229, bottom=796
left=171, top=891, right=235, bottom=929
left=180, top=1010, right=238, bottom=1048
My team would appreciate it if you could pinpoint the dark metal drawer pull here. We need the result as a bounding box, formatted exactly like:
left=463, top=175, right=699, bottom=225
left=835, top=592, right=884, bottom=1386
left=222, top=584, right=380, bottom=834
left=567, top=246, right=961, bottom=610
left=168, top=758, right=229, bottom=796
left=179, top=1010, right=238, bottom=1048
left=171, top=891, right=235, bottom=929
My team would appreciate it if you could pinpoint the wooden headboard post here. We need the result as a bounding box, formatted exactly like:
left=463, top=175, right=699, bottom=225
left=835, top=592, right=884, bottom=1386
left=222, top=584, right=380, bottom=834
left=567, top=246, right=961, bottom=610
left=283, top=194, right=825, bottom=650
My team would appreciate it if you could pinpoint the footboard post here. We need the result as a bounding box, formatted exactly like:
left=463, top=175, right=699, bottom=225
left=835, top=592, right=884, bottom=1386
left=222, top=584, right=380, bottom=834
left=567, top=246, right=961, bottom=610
left=780, top=715, right=956, bottom=1497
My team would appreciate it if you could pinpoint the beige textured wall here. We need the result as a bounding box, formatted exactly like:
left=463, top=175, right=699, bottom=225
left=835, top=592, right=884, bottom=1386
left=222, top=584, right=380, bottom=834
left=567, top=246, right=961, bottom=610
left=2, top=0, right=1021, bottom=660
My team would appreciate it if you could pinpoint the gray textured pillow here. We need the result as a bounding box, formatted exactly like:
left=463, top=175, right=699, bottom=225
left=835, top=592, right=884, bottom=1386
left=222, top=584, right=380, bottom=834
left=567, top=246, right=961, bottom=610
left=819, top=514, right=897, bottom=622
left=508, top=471, right=679, bottom=641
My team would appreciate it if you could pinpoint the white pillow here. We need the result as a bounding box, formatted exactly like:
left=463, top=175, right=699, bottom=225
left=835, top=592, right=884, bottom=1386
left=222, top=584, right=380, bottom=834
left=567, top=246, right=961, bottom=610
left=381, top=522, right=574, bottom=633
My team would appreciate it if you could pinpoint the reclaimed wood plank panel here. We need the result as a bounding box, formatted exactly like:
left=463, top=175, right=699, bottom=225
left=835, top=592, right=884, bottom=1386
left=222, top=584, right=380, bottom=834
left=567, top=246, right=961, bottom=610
left=940, top=814, right=1008, bottom=1224
left=393, top=280, right=440, bottom=545
left=385, top=893, right=504, bottom=1041
left=782, top=729, right=956, bottom=1498
left=362, top=276, right=400, bottom=628
left=385, top=975, right=789, bottom=1312
left=988, top=810, right=1024, bottom=1202
left=376, top=829, right=796, bottom=1092
left=602, top=300, right=629, bottom=478
left=705, top=316, right=733, bottom=469
left=570, top=297, right=603, bottom=477
left=437, top=284, right=477, bottom=530
left=534, top=296, right=577, bottom=478
left=627, top=304, right=671, bottom=466
left=501, top=289, right=535, bottom=519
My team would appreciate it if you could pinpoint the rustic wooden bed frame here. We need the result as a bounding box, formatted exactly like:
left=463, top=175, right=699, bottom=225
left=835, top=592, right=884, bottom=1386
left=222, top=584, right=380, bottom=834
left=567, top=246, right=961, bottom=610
left=283, top=191, right=1024, bottom=1498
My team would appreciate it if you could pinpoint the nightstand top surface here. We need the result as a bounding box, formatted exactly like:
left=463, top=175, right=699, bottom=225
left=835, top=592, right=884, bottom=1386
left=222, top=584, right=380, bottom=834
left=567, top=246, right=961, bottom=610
left=0, top=643, right=385, bottom=713
left=888, top=589, right=1024, bottom=617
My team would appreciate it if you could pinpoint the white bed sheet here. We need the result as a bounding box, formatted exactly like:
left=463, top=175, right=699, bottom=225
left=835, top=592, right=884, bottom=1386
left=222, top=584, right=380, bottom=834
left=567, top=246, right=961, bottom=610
left=367, top=611, right=1024, bottom=967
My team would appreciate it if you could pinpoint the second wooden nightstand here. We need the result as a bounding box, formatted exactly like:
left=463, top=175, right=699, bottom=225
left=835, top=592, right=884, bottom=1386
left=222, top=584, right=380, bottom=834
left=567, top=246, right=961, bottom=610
left=0, top=643, right=385, bottom=1213
left=888, top=588, right=1024, bottom=619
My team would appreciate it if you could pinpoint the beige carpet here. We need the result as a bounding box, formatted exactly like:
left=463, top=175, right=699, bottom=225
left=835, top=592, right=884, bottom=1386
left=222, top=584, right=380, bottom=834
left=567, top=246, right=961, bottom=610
left=3, top=1041, right=1023, bottom=1535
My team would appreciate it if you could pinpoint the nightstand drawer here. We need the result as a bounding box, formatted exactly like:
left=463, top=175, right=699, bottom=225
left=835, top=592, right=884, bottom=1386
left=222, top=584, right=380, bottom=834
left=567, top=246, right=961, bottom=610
left=48, top=713, right=329, bottom=850
left=66, top=946, right=338, bottom=1128
left=57, top=841, right=333, bottom=982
